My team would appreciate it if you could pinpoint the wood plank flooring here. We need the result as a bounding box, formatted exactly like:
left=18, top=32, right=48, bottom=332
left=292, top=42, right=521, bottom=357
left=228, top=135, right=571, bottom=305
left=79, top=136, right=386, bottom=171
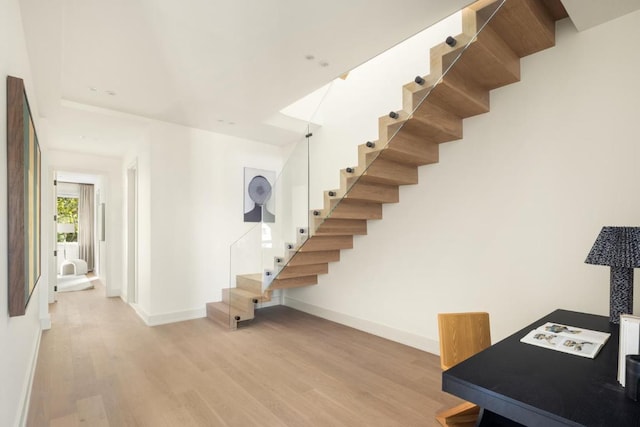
left=27, top=282, right=462, bottom=426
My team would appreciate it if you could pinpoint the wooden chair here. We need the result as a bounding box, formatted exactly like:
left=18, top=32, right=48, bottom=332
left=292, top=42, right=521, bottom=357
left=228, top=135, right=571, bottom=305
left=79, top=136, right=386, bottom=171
left=436, top=312, right=491, bottom=427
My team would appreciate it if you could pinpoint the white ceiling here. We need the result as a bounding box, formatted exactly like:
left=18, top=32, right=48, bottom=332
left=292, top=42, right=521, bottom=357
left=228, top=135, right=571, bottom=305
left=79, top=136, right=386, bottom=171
left=18, top=0, right=640, bottom=158
left=19, top=0, right=473, bottom=156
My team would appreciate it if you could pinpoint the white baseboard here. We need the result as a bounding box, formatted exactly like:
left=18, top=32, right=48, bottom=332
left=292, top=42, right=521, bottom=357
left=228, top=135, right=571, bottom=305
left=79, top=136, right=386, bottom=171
left=105, top=287, right=121, bottom=298
left=131, top=304, right=206, bottom=327
left=19, top=328, right=42, bottom=427
left=284, top=297, right=439, bottom=355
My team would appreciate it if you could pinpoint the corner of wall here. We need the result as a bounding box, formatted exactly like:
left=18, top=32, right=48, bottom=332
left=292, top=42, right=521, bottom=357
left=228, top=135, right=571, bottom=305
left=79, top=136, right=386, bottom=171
left=131, top=303, right=150, bottom=326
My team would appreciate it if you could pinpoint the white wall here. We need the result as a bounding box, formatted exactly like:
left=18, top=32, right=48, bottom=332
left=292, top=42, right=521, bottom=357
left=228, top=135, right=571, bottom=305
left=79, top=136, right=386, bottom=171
left=47, top=151, right=124, bottom=298
left=0, top=0, right=49, bottom=425
left=124, top=121, right=285, bottom=325
left=286, top=13, right=640, bottom=352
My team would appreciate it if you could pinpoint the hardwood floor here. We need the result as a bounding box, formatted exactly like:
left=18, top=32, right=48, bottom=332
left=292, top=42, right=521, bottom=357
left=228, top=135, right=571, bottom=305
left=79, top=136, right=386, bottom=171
left=27, top=282, right=462, bottom=426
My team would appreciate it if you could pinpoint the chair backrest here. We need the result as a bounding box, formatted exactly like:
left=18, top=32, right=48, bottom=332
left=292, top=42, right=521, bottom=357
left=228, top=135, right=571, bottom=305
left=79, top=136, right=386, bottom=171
left=438, top=312, right=491, bottom=371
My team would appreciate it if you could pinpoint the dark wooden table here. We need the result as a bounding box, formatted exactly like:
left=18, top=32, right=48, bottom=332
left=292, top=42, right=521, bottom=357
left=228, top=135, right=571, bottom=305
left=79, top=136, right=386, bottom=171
left=442, top=309, right=640, bottom=426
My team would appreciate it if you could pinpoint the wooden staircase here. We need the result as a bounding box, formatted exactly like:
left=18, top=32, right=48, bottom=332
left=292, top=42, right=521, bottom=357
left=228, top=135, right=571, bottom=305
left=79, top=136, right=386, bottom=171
left=207, top=0, right=569, bottom=329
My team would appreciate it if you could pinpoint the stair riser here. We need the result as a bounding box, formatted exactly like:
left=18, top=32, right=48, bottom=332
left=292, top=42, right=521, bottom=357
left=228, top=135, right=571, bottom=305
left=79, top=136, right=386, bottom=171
left=429, top=33, right=474, bottom=81
left=409, top=103, right=463, bottom=143
left=206, top=302, right=254, bottom=327
left=222, top=288, right=257, bottom=313
left=378, top=113, right=407, bottom=143
left=411, top=72, right=490, bottom=119
left=277, top=263, right=328, bottom=279
left=386, top=137, right=439, bottom=166
left=357, top=160, right=418, bottom=186
left=444, top=26, right=520, bottom=91
left=206, top=304, right=232, bottom=328
left=322, top=201, right=382, bottom=220
left=342, top=182, right=400, bottom=204
left=314, top=218, right=367, bottom=236
left=359, top=140, right=439, bottom=167
left=270, top=275, right=318, bottom=290
left=299, top=236, right=353, bottom=252
left=286, top=250, right=341, bottom=266
left=483, top=0, right=556, bottom=58
left=236, top=276, right=262, bottom=294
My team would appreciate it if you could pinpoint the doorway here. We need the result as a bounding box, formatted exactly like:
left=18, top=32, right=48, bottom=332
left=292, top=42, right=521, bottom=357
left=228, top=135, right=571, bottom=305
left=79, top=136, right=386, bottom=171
left=54, top=171, right=102, bottom=296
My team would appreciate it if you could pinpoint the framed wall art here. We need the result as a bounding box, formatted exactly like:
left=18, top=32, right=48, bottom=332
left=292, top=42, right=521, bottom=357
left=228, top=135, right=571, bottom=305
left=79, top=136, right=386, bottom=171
left=243, top=167, right=275, bottom=223
left=7, top=75, right=41, bottom=317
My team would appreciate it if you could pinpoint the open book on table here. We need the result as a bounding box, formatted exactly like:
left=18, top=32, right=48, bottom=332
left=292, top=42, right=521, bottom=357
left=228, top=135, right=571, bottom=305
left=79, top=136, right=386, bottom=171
left=520, top=322, right=610, bottom=359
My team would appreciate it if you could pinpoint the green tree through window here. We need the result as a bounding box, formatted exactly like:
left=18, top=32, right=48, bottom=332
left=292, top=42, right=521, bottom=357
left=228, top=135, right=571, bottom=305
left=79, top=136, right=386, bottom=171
left=57, top=197, right=78, bottom=242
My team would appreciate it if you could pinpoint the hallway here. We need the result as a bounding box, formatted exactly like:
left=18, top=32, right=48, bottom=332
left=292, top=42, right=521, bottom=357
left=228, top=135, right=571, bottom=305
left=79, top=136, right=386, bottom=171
left=27, top=284, right=458, bottom=426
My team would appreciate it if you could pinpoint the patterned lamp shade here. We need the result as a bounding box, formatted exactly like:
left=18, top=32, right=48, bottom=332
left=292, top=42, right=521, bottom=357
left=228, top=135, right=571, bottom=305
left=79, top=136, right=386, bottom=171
left=585, top=227, right=640, bottom=323
left=585, top=227, right=640, bottom=268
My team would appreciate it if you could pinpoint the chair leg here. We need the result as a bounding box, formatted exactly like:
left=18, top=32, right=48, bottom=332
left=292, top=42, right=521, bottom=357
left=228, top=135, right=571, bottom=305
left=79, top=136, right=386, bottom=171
left=436, top=401, right=480, bottom=427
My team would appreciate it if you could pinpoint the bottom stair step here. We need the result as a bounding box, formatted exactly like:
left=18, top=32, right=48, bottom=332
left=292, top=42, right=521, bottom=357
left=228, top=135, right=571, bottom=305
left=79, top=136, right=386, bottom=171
left=206, top=301, right=254, bottom=328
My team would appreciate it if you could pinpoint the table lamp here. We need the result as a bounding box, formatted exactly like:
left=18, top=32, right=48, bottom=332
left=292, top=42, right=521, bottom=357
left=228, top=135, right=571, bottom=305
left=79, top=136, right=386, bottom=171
left=585, top=227, right=640, bottom=324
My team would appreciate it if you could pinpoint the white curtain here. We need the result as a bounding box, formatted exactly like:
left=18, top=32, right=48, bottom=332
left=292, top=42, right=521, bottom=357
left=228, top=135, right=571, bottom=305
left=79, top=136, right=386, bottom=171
left=78, top=184, right=94, bottom=271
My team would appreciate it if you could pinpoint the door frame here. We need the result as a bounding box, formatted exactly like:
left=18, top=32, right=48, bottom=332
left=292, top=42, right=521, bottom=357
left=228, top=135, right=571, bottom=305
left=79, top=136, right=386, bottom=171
left=126, top=161, right=138, bottom=304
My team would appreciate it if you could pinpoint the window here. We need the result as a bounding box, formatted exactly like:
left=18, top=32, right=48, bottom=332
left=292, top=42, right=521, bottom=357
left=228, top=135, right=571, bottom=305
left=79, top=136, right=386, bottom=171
left=57, top=197, right=78, bottom=242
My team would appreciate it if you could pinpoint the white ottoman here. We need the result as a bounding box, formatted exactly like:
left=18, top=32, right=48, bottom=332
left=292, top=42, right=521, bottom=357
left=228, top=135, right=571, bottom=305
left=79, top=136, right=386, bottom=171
left=60, top=259, right=88, bottom=276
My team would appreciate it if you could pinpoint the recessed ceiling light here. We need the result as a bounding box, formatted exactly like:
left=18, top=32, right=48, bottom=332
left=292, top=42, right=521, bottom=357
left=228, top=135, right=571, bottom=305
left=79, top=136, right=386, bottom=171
left=228, top=122, right=235, bottom=125
left=88, top=87, right=97, bottom=92
left=217, top=119, right=225, bottom=123
left=305, top=54, right=315, bottom=61
left=319, top=61, right=329, bottom=67
left=106, top=90, right=116, bottom=96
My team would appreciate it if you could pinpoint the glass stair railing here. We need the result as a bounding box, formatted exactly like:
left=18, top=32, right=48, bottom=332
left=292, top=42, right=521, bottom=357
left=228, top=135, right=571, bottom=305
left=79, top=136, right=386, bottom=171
left=216, top=116, right=325, bottom=328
